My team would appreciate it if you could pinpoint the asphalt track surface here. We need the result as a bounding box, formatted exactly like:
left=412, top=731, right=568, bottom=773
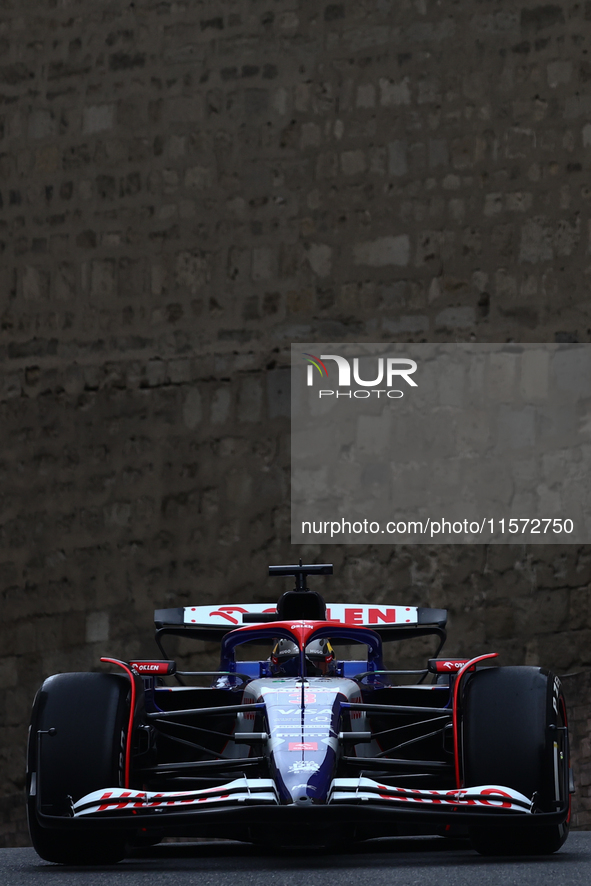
left=2, top=833, right=591, bottom=886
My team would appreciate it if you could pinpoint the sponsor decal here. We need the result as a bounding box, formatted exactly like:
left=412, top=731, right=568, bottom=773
left=95, top=789, right=232, bottom=812
left=324, top=605, right=417, bottom=625
left=208, top=607, right=247, bottom=624
left=274, top=730, right=334, bottom=738
left=271, top=707, right=334, bottom=718
left=289, top=761, right=320, bottom=774
left=288, top=742, right=318, bottom=751
left=289, top=692, right=317, bottom=704
left=328, top=779, right=532, bottom=812
left=129, top=662, right=174, bottom=675
left=73, top=781, right=279, bottom=816
left=182, top=603, right=417, bottom=627
left=431, top=660, right=472, bottom=674
left=377, top=786, right=514, bottom=809
left=184, top=604, right=276, bottom=625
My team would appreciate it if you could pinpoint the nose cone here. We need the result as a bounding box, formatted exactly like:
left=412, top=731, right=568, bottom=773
left=261, top=678, right=342, bottom=805
left=293, top=793, right=314, bottom=807
left=282, top=763, right=327, bottom=806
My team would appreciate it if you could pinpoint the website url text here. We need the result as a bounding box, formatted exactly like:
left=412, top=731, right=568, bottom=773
left=301, top=518, right=574, bottom=538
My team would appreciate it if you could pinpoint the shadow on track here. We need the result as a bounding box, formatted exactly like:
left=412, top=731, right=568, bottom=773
left=26, top=835, right=582, bottom=877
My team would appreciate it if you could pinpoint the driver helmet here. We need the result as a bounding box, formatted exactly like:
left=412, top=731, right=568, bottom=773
left=306, top=638, right=336, bottom=676
left=270, top=638, right=336, bottom=677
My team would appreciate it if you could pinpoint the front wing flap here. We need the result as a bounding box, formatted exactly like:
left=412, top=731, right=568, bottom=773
left=73, top=778, right=279, bottom=817
left=327, top=777, right=533, bottom=812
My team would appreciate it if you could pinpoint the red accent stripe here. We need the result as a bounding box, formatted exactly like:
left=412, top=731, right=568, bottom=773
left=101, top=657, right=136, bottom=788
left=452, top=653, right=498, bottom=788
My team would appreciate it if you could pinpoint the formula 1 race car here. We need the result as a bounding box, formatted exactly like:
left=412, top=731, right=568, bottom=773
left=26, top=563, right=572, bottom=864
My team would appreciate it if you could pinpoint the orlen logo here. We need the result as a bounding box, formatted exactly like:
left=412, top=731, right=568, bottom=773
left=129, top=661, right=175, bottom=676
left=304, top=353, right=417, bottom=399
left=430, top=659, right=473, bottom=674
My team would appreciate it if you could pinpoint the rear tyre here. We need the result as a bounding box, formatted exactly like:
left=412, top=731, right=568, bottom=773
left=27, top=672, right=131, bottom=864
left=462, top=667, right=570, bottom=856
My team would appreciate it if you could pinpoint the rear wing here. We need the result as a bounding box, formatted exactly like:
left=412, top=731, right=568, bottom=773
left=154, top=603, right=447, bottom=642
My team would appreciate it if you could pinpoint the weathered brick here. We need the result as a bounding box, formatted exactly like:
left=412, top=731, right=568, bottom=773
left=182, top=388, right=202, bottom=429
left=175, top=251, right=211, bottom=293
left=306, top=243, right=332, bottom=277
left=519, top=217, right=553, bottom=263
left=85, top=611, right=109, bottom=643
left=252, top=247, right=274, bottom=281
left=354, top=236, right=410, bottom=267
left=382, top=315, right=428, bottom=334
left=89, top=259, right=117, bottom=297
left=237, top=377, right=263, bottom=423
left=341, top=150, right=366, bottom=175
left=356, top=84, right=375, bottom=108
left=428, top=139, right=449, bottom=168
left=388, top=140, right=407, bottom=176
left=82, top=104, right=115, bottom=134
left=379, top=76, right=411, bottom=106
left=434, top=306, right=475, bottom=329
left=27, top=109, right=56, bottom=140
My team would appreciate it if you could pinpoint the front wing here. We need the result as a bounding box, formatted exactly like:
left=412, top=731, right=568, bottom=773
left=70, top=777, right=539, bottom=821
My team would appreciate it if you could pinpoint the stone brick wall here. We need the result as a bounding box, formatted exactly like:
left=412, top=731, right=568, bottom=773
left=1, top=0, right=591, bottom=844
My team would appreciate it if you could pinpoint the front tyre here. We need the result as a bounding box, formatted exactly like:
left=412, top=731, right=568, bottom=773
left=462, top=667, right=570, bottom=856
left=27, top=672, right=131, bottom=864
